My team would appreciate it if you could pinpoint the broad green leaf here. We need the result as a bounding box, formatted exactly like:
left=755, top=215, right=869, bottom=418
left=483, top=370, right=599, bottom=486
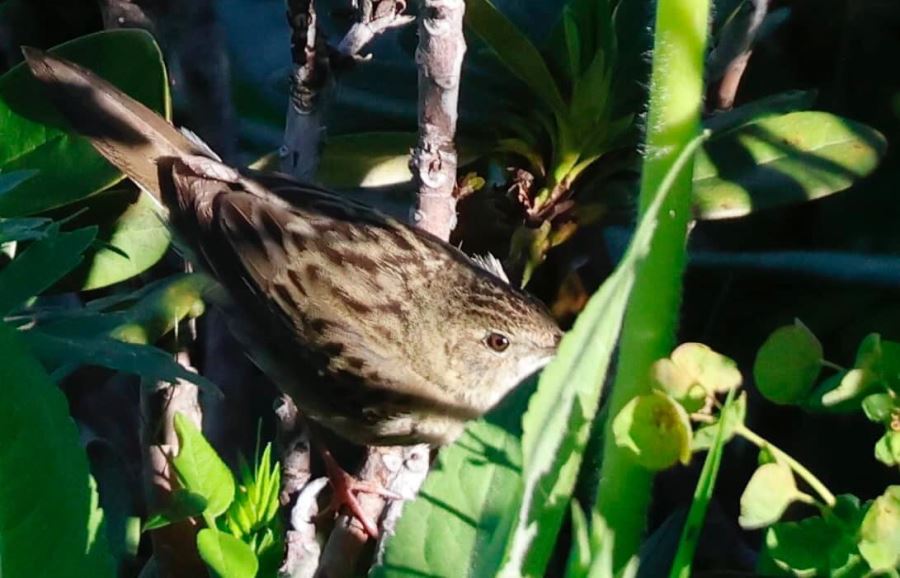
left=0, top=29, right=169, bottom=216
left=317, top=132, right=416, bottom=188
left=739, top=462, right=800, bottom=529
left=22, top=330, right=218, bottom=392
left=143, top=490, right=208, bottom=531
left=0, top=321, right=115, bottom=578
left=197, top=528, right=258, bottom=578
left=373, top=383, right=529, bottom=578
left=693, top=112, right=886, bottom=220
left=172, top=413, right=235, bottom=519
left=703, top=90, right=816, bottom=133
left=49, top=189, right=170, bottom=290
left=612, top=391, right=693, bottom=470
left=465, top=0, right=567, bottom=116
left=858, top=486, right=900, bottom=572
left=499, top=134, right=710, bottom=577
left=753, top=321, right=823, bottom=405
left=0, top=225, right=97, bottom=315
left=759, top=495, right=866, bottom=577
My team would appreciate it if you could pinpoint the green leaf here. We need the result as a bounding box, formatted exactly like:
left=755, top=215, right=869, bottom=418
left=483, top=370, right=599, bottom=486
left=197, top=528, right=258, bottom=578
left=739, top=462, right=800, bottom=529
left=874, top=431, right=900, bottom=467
left=753, top=321, right=823, bottom=405
left=612, top=391, right=693, bottom=471
left=703, top=90, right=816, bottom=133
left=693, top=111, right=887, bottom=220
left=692, top=392, right=747, bottom=452
left=564, top=502, right=591, bottom=578
left=0, top=321, right=115, bottom=577
left=761, top=502, right=866, bottom=576
left=317, top=132, right=415, bottom=188
left=0, top=29, right=169, bottom=216
left=35, top=273, right=210, bottom=344
left=650, top=358, right=708, bottom=413
left=49, top=189, right=170, bottom=290
left=0, top=225, right=97, bottom=315
left=858, top=486, right=900, bottom=572
left=465, top=0, right=567, bottom=116
left=172, top=413, right=235, bottom=519
left=821, top=368, right=879, bottom=409
left=670, top=390, right=737, bottom=578
left=143, top=490, right=208, bottom=531
left=0, top=169, right=37, bottom=194
left=862, top=393, right=895, bottom=424
left=0, top=216, right=52, bottom=243
left=670, top=342, right=743, bottom=395
left=373, top=384, right=528, bottom=578
left=22, top=330, right=218, bottom=393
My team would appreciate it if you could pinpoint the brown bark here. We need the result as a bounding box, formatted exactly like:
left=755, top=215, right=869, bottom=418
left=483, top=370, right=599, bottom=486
left=409, top=0, right=466, bottom=241
left=140, top=353, right=206, bottom=578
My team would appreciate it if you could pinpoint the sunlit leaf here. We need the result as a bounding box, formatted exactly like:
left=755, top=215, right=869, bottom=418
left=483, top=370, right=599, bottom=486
left=172, top=414, right=235, bottom=519
left=0, top=30, right=169, bottom=216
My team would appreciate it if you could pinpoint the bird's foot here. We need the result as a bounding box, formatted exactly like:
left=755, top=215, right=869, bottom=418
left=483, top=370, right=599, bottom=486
left=318, top=448, right=401, bottom=539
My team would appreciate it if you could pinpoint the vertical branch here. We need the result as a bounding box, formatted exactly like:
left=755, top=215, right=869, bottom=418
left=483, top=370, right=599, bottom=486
left=708, top=0, right=769, bottom=110
left=141, top=353, right=206, bottom=578
left=409, top=0, right=467, bottom=241
left=281, top=0, right=329, bottom=182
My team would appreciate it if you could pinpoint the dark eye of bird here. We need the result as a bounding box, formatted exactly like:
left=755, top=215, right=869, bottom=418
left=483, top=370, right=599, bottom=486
left=484, top=332, right=510, bottom=353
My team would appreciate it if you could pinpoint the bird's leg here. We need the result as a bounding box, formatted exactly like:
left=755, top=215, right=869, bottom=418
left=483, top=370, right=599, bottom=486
left=316, top=445, right=400, bottom=539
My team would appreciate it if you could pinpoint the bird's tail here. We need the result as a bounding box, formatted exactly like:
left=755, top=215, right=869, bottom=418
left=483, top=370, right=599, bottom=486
left=22, top=47, right=208, bottom=201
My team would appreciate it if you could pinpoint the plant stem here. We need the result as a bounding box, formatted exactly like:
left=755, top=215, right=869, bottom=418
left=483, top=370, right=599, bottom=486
left=735, top=423, right=837, bottom=507
left=593, top=0, right=711, bottom=569
left=409, top=0, right=467, bottom=240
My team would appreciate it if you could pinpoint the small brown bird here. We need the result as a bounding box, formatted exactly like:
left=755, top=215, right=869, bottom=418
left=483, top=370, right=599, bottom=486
left=24, top=48, right=561, bottom=535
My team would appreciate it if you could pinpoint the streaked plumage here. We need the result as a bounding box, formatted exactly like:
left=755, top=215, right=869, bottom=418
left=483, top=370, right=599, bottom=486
left=24, top=48, right=562, bottom=447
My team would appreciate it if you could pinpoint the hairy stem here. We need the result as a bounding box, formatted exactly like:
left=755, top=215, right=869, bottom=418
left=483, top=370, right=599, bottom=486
left=594, top=0, right=712, bottom=569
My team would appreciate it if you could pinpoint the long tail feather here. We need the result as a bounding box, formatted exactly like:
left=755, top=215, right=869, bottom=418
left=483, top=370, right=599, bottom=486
left=22, top=47, right=205, bottom=200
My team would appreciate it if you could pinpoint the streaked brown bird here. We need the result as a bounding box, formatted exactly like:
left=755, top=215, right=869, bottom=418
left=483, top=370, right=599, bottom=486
left=24, top=47, right=561, bottom=536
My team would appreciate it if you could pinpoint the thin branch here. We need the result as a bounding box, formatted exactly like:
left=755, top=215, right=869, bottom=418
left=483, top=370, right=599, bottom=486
left=281, top=0, right=330, bottom=181
left=337, top=1, right=416, bottom=59
left=140, top=352, right=206, bottom=578
left=708, top=0, right=770, bottom=110
left=409, top=0, right=467, bottom=241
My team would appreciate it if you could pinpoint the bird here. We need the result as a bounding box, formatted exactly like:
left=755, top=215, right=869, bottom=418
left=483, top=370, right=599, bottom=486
left=23, top=47, right=562, bottom=537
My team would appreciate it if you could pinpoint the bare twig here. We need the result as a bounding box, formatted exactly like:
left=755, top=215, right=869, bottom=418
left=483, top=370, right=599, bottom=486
left=337, top=0, right=416, bottom=59
left=281, top=0, right=330, bottom=181
left=708, top=0, right=770, bottom=110
left=275, top=395, right=321, bottom=578
left=409, top=0, right=467, bottom=241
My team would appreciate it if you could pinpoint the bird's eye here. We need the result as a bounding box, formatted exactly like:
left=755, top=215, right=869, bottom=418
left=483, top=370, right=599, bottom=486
left=484, top=332, right=510, bottom=353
